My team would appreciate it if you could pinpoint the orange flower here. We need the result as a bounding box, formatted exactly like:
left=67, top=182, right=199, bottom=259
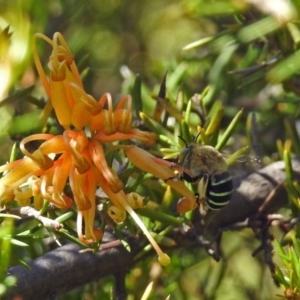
left=0, top=32, right=196, bottom=265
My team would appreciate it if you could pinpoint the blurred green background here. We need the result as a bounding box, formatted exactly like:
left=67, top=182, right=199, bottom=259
left=1, top=0, right=300, bottom=299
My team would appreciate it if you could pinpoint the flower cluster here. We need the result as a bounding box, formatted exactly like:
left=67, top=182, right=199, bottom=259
left=0, top=32, right=196, bottom=265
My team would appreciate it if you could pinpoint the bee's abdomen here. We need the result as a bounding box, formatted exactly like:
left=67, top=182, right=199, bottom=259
left=206, top=171, right=233, bottom=210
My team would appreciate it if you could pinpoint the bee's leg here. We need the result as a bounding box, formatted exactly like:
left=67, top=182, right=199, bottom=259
left=195, top=192, right=200, bottom=205
left=152, top=157, right=186, bottom=173
left=164, top=174, right=180, bottom=182
left=152, top=157, right=183, bottom=181
left=152, top=157, right=174, bottom=168
left=197, top=175, right=210, bottom=215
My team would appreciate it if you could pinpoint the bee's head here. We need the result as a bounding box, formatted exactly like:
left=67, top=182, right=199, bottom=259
left=178, top=145, right=193, bottom=164
left=177, top=136, right=194, bottom=165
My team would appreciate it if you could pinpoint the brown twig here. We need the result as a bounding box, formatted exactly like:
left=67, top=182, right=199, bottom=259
left=20, top=206, right=63, bottom=230
left=4, top=233, right=140, bottom=300
left=4, top=158, right=300, bottom=299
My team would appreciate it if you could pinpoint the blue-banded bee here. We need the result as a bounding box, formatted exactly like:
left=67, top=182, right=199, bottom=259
left=172, top=140, right=233, bottom=211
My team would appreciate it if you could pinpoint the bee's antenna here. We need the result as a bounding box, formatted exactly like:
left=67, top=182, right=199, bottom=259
left=194, top=132, right=201, bottom=143
left=178, top=136, right=188, bottom=148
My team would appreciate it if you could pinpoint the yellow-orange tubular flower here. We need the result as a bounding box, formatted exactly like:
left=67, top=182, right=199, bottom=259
left=0, top=32, right=196, bottom=265
left=33, top=32, right=95, bottom=129
left=123, top=145, right=197, bottom=212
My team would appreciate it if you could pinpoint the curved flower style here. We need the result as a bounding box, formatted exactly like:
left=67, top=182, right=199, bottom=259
left=0, top=32, right=196, bottom=265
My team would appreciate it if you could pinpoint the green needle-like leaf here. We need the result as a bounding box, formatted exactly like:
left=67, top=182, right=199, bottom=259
left=215, top=108, right=243, bottom=151
left=132, top=74, right=143, bottom=118
left=205, top=107, right=224, bottom=137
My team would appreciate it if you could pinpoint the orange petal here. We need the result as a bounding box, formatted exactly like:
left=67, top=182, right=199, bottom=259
left=33, top=33, right=52, bottom=97
left=20, top=134, right=56, bottom=169
left=114, top=95, right=133, bottom=133
left=95, top=167, right=124, bottom=211
left=52, top=153, right=72, bottom=194
left=64, top=81, right=91, bottom=130
left=77, top=211, right=94, bottom=244
left=89, top=110, right=105, bottom=132
left=89, top=140, right=123, bottom=193
left=40, top=169, right=73, bottom=209
left=53, top=32, right=83, bottom=88
left=69, top=167, right=91, bottom=210
left=63, top=130, right=91, bottom=174
left=94, top=130, right=156, bottom=145
left=50, top=79, right=72, bottom=129
left=114, top=109, right=132, bottom=133
left=124, top=145, right=196, bottom=209
left=69, top=83, right=101, bottom=115
left=89, top=93, right=115, bottom=132
left=0, top=157, right=41, bottom=187
left=83, top=169, right=98, bottom=240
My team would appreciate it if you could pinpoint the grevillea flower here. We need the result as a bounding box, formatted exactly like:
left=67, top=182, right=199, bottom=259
left=0, top=32, right=196, bottom=265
